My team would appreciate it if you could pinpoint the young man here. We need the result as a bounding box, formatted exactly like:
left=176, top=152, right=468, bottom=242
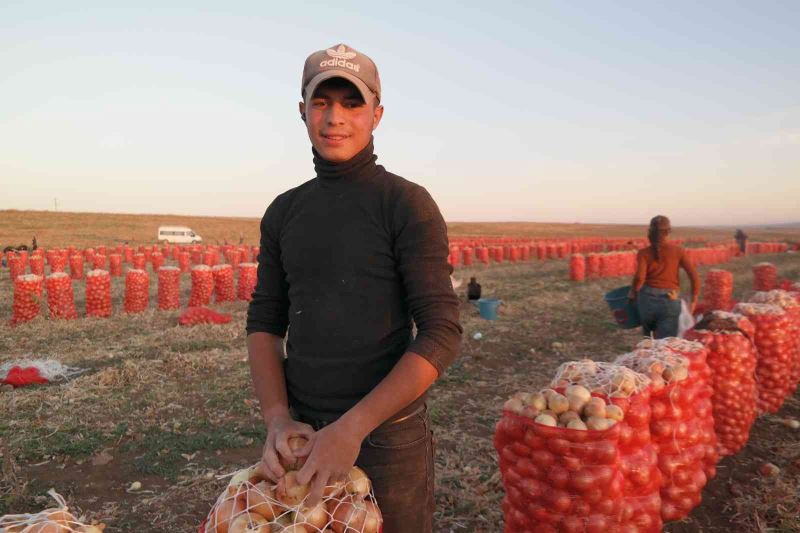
left=246, top=43, right=462, bottom=532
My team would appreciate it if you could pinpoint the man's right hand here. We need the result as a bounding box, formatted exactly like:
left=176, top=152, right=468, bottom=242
left=259, top=414, right=315, bottom=482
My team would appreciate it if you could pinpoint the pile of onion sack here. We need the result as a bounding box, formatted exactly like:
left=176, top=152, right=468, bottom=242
left=732, top=302, right=793, bottom=413
left=201, top=443, right=382, bottom=533
left=748, top=290, right=800, bottom=394
left=686, top=311, right=759, bottom=456
left=0, top=490, right=105, bottom=532
left=616, top=339, right=718, bottom=522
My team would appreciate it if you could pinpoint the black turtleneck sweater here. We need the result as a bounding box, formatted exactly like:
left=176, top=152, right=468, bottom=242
left=246, top=140, right=462, bottom=422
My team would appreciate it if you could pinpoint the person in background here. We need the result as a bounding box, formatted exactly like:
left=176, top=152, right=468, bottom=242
left=31, top=236, right=38, bottom=251
left=467, top=276, right=482, bottom=301
left=734, top=228, right=748, bottom=255
left=628, top=215, right=700, bottom=339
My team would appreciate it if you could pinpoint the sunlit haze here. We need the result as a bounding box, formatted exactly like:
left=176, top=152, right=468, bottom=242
left=2, top=2, right=798, bottom=226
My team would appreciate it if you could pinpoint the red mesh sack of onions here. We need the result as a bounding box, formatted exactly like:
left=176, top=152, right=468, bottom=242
left=69, top=255, right=84, bottom=280
left=49, top=251, right=67, bottom=273
left=615, top=347, right=712, bottom=522
left=585, top=254, right=600, bottom=279
left=199, top=459, right=382, bottom=533
left=552, top=361, right=662, bottom=533
left=178, top=251, right=191, bottom=273
left=91, top=254, right=106, bottom=271
left=12, top=274, right=43, bottom=326
left=29, top=255, right=45, bottom=276
left=190, top=265, right=215, bottom=307
left=124, top=269, right=150, bottom=313
left=213, top=264, right=236, bottom=303
left=732, top=302, right=792, bottom=413
left=569, top=254, right=586, bottom=282
left=225, top=249, right=241, bottom=269
left=132, top=253, right=146, bottom=270
left=0, top=489, right=106, bottom=532
left=203, top=250, right=219, bottom=267
left=748, top=290, right=800, bottom=394
left=635, top=338, right=718, bottom=480
left=109, top=254, right=123, bottom=277
left=251, top=246, right=260, bottom=263
left=123, top=246, right=134, bottom=264
left=178, top=307, right=232, bottom=326
left=685, top=312, right=758, bottom=456
left=86, top=269, right=112, bottom=318
left=158, top=266, right=181, bottom=310
left=192, top=249, right=204, bottom=265
left=702, top=269, right=733, bottom=312
left=151, top=251, right=165, bottom=271
left=83, top=248, right=95, bottom=263
left=237, top=263, right=258, bottom=301
left=46, top=272, right=77, bottom=320
left=753, top=262, right=777, bottom=292
left=8, top=255, right=25, bottom=281
left=495, top=386, right=625, bottom=533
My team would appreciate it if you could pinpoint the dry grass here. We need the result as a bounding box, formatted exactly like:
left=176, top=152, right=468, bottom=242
left=0, top=234, right=799, bottom=531
left=3, top=210, right=800, bottom=249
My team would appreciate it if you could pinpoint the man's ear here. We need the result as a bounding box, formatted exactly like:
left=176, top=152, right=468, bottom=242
left=298, top=101, right=306, bottom=122
left=372, top=104, right=384, bottom=131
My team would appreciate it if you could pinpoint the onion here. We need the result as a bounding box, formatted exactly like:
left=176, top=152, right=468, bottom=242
left=362, top=500, right=382, bottom=533
left=230, top=465, right=261, bottom=487
left=275, top=472, right=311, bottom=507
left=586, top=417, right=612, bottom=431
left=534, top=414, right=557, bottom=427
left=520, top=405, right=540, bottom=418
left=345, top=467, right=371, bottom=497
left=547, top=393, right=569, bottom=414
left=328, top=496, right=371, bottom=533
left=294, top=501, right=329, bottom=530
left=528, top=392, right=547, bottom=410
left=611, top=372, right=636, bottom=395
left=558, top=411, right=580, bottom=425
left=21, top=523, right=66, bottom=533
left=503, top=397, right=524, bottom=414
left=208, top=496, right=247, bottom=533
left=279, top=437, right=309, bottom=472
left=583, top=397, right=606, bottom=419
left=78, top=527, right=105, bottom=533
left=564, top=385, right=591, bottom=412
left=566, top=419, right=587, bottom=431
left=243, top=480, right=280, bottom=520
left=663, top=365, right=688, bottom=383
left=323, top=479, right=346, bottom=499
left=45, top=512, right=75, bottom=526
left=229, top=513, right=272, bottom=533
left=605, top=405, right=624, bottom=422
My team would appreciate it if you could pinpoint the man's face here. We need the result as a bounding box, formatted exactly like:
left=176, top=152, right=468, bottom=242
left=299, top=78, right=383, bottom=163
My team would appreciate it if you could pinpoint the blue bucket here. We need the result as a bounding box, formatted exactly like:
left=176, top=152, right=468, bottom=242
left=477, top=298, right=501, bottom=320
left=604, top=286, right=641, bottom=329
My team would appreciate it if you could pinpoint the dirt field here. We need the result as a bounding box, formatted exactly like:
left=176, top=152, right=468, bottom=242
left=2, top=210, right=800, bottom=249
left=1, top=221, right=799, bottom=531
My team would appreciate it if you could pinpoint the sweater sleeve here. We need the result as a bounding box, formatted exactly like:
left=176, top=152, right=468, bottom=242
left=246, top=198, right=290, bottom=337
left=632, top=249, right=647, bottom=292
left=679, top=248, right=701, bottom=301
left=392, top=185, right=463, bottom=376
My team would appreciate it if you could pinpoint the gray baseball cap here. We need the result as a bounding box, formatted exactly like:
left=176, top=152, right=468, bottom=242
left=302, top=43, right=381, bottom=104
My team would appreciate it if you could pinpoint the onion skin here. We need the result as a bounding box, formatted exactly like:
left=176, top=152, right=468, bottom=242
left=279, top=437, right=309, bottom=472
left=228, top=513, right=272, bottom=533
left=328, top=496, right=367, bottom=533
left=295, top=502, right=329, bottom=530
left=243, top=480, right=280, bottom=520
left=208, top=496, right=247, bottom=533
left=534, top=414, right=557, bottom=427
left=345, top=467, right=371, bottom=497
left=275, top=471, right=311, bottom=507
left=362, top=500, right=383, bottom=533
left=21, top=523, right=66, bottom=533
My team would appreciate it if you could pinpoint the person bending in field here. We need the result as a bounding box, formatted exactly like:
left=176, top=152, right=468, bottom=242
left=246, top=43, right=462, bottom=533
left=628, top=215, right=700, bottom=339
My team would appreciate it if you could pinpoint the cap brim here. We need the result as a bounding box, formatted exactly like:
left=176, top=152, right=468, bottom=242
left=303, top=70, right=377, bottom=105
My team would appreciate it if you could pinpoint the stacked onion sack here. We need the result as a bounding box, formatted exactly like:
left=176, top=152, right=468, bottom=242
left=635, top=338, right=719, bottom=480
left=201, top=452, right=382, bottom=532
left=752, top=263, right=777, bottom=292
left=158, top=266, right=181, bottom=310
left=0, top=490, right=105, bottom=532
left=85, top=270, right=112, bottom=318
left=190, top=265, right=215, bottom=307
left=237, top=263, right=258, bottom=301
left=569, top=254, right=585, bottom=281
left=550, top=361, right=661, bottom=532
left=732, top=302, right=792, bottom=413
left=124, top=269, right=150, bottom=314
left=701, top=269, right=733, bottom=312
left=213, top=264, right=236, bottom=303
left=46, top=272, right=78, bottom=320
left=495, top=377, right=627, bottom=533
left=748, top=290, right=800, bottom=393
left=615, top=344, right=715, bottom=522
left=685, top=311, right=758, bottom=456
left=12, top=274, right=43, bottom=326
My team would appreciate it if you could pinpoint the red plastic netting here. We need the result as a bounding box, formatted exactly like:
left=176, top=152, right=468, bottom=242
left=251, top=246, right=260, bottom=262
left=237, top=263, right=258, bottom=301
left=109, top=254, right=123, bottom=277
left=748, top=290, right=800, bottom=394
left=685, top=313, right=758, bottom=456
left=189, top=265, right=214, bottom=307
left=69, top=255, right=84, bottom=280
left=124, top=269, right=150, bottom=313
left=12, top=274, right=43, bottom=326
left=124, top=246, right=134, bottom=263
left=732, top=303, right=792, bottom=413
left=29, top=255, right=45, bottom=276
left=178, top=306, right=232, bottom=326
left=569, top=254, right=586, bottom=282
left=151, top=251, right=165, bottom=271
left=586, top=254, right=600, bottom=279
left=225, top=249, right=241, bottom=269
left=91, top=254, right=106, bottom=270
left=8, top=255, right=24, bottom=281
left=132, top=253, right=146, bottom=270
left=178, top=251, right=191, bottom=273
left=753, top=263, right=777, bottom=292
left=86, top=269, right=112, bottom=318
left=48, top=251, right=67, bottom=273
left=46, top=272, right=77, bottom=320
left=701, top=269, right=733, bottom=312
left=213, top=264, right=236, bottom=303
left=158, top=266, right=181, bottom=310
left=203, top=250, right=219, bottom=267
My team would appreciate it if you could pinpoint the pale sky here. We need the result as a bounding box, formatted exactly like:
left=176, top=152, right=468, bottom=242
left=2, top=1, right=799, bottom=225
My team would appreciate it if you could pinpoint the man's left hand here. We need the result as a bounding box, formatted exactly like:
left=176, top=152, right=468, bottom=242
left=294, top=419, right=364, bottom=507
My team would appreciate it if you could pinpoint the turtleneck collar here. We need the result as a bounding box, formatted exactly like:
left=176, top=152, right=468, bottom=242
left=313, top=137, right=379, bottom=183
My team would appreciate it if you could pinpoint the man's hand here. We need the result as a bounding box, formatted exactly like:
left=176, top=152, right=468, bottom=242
left=260, top=414, right=315, bottom=482
left=295, top=419, right=364, bottom=507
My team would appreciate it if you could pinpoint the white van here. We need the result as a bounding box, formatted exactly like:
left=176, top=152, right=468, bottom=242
left=157, top=226, right=203, bottom=244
